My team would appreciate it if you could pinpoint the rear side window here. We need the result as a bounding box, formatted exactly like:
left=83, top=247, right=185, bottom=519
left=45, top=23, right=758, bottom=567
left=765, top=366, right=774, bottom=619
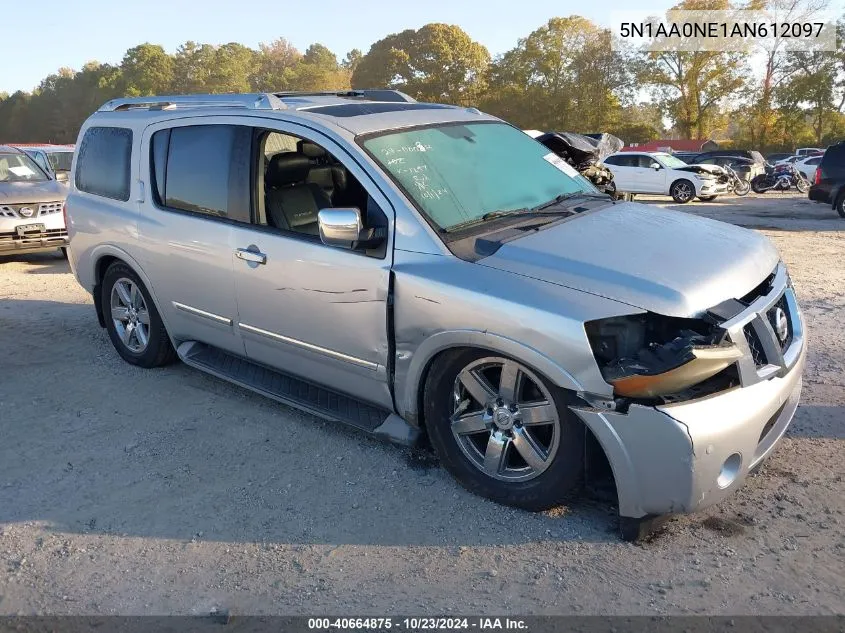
left=151, top=125, right=251, bottom=222
left=76, top=127, right=133, bottom=200
left=821, top=145, right=844, bottom=177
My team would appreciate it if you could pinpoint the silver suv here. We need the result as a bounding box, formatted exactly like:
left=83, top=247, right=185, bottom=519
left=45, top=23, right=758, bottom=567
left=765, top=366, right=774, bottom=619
left=0, top=145, right=69, bottom=256
left=67, top=91, right=805, bottom=539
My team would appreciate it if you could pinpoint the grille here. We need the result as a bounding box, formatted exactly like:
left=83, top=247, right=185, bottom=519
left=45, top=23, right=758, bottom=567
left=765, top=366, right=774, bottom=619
left=0, top=201, right=63, bottom=218
left=767, top=295, right=793, bottom=352
left=38, top=202, right=63, bottom=215
left=744, top=323, right=767, bottom=367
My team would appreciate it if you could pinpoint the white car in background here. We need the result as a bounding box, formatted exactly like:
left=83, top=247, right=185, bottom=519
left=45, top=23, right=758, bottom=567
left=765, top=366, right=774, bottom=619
left=793, top=154, right=824, bottom=181
left=603, top=151, right=729, bottom=203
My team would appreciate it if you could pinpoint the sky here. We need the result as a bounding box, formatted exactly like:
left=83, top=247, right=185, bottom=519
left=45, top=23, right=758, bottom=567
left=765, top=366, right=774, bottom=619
left=4, top=0, right=843, bottom=95
left=1, top=0, right=683, bottom=94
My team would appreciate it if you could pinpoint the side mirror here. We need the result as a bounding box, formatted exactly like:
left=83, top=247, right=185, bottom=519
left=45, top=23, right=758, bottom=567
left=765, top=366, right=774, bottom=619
left=650, top=163, right=661, bottom=170
left=318, top=207, right=384, bottom=250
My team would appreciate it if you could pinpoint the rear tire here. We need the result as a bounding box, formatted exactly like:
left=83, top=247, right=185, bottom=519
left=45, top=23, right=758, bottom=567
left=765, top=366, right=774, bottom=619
left=102, top=262, right=176, bottom=368
left=751, top=175, right=768, bottom=194
left=670, top=179, right=694, bottom=203
left=836, top=193, right=845, bottom=219
left=60, top=247, right=68, bottom=259
left=424, top=348, right=584, bottom=511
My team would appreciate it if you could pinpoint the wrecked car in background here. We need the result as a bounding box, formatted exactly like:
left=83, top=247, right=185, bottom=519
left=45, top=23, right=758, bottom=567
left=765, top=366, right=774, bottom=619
left=604, top=151, right=731, bottom=202
left=526, top=130, right=623, bottom=197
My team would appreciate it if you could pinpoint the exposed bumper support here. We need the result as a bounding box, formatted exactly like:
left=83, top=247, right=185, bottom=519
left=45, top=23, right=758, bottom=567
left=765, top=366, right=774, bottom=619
left=572, top=344, right=805, bottom=518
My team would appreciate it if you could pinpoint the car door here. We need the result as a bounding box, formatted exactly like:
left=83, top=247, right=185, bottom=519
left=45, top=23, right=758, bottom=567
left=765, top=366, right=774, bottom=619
left=229, top=122, right=394, bottom=410
left=137, top=118, right=250, bottom=356
left=636, top=155, right=668, bottom=192
left=605, top=155, right=639, bottom=192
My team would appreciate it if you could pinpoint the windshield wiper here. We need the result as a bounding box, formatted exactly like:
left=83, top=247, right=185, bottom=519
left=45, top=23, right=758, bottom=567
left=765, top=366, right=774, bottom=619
left=443, top=193, right=607, bottom=233
left=534, top=191, right=610, bottom=211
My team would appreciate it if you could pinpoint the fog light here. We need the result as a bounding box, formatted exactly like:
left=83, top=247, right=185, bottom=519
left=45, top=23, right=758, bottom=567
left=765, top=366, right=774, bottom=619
left=717, top=453, right=742, bottom=489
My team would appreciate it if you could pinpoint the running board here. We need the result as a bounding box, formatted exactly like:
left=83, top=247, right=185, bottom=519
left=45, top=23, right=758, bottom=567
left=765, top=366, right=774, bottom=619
left=177, top=341, right=420, bottom=446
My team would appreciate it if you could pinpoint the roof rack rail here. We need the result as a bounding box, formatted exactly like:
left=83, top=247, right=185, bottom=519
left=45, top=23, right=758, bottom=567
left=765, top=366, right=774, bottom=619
left=98, top=93, right=286, bottom=112
left=274, top=89, right=417, bottom=103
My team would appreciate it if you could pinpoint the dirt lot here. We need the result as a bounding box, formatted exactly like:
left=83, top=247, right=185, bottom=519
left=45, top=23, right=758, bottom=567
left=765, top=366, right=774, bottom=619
left=0, top=192, right=843, bottom=616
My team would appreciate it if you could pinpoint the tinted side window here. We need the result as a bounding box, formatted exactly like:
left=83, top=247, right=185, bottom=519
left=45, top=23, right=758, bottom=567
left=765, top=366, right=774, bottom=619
left=606, top=155, right=634, bottom=167
left=637, top=156, right=657, bottom=168
left=821, top=145, right=845, bottom=177
left=76, top=127, right=133, bottom=200
left=154, top=125, right=251, bottom=222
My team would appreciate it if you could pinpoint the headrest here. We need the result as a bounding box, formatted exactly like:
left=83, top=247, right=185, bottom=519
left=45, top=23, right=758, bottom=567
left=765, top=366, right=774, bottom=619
left=298, top=140, right=327, bottom=159
left=266, top=153, right=312, bottom=187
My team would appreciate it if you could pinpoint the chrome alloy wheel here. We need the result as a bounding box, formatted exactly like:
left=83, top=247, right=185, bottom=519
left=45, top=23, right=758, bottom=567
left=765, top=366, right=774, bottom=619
left=673, top=181, right=693, bottom=202
left=110, top=277, right=150, bottom=353
left=450, top=358, right=560, bottom=482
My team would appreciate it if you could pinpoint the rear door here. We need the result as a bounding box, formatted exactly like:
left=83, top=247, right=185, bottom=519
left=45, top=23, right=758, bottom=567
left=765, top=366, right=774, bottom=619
left=138, top=118, right=250, bottom=356
left=605, top=154, right=639, bottom=192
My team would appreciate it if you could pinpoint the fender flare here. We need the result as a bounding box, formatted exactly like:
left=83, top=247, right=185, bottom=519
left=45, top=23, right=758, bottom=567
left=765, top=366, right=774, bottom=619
left=396, top=329, right=585, bottom=423
left=89, top=244, right=173, bottom=338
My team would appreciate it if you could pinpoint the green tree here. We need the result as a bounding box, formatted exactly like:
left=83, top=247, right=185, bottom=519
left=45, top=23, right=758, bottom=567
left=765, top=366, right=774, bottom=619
left=289, top=44, right=350, bottom=91
left=352, top=23, right=490, bottom=103
left=120, top=43, right=174, bottom=96
left=252, top=38, right=302, bottom=91
left=480, top=17, right=629, bottom=132
left=641, top=0, right=747, bottom=139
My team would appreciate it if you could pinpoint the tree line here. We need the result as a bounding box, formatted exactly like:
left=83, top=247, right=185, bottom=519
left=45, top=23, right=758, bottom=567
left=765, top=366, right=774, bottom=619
left=1, top=0, right=843, bottom=152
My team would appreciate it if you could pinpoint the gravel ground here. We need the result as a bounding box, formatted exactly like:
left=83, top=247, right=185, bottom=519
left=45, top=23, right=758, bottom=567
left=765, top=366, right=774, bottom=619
left=0, top=191, right=843, bottom=616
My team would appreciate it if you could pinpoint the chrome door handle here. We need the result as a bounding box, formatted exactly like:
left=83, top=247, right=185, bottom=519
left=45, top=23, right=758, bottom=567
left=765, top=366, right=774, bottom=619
left=235, top=248, right=267, bottom=264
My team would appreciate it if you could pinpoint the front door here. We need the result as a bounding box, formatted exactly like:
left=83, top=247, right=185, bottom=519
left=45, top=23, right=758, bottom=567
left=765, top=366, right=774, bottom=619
left=230, top=123, right=395, bottom=410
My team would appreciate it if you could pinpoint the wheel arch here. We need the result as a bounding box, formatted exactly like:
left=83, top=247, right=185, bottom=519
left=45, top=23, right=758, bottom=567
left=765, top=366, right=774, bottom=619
left=90, top=245, right=171, bottom=336
left=398, top=330, right=585, bottom=430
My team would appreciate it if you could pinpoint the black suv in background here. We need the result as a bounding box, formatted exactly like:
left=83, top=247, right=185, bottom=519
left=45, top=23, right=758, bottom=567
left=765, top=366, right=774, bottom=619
left=808, top=141, right=845, bottom=218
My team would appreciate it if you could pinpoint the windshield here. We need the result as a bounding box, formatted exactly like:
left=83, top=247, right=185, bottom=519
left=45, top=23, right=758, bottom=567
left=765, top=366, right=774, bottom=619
left=657, top=154, right=689, bottom=168
left=0, top=153, right=48, bottom=183
left=362, top=122, right=595, bottom=231
left=48, top=151, right=74, bottom=172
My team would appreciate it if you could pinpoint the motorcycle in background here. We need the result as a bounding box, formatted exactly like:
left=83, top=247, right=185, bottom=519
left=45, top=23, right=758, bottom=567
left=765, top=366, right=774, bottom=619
left=751, top=163, right=810, bottom=194
left=724, top=164, right=751, bottom=196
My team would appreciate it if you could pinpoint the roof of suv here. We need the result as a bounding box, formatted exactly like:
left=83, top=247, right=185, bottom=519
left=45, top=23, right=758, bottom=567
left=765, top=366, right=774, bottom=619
left=0, top=145, right=25, bottom=153
left=90, top=91, right=498, bottom=137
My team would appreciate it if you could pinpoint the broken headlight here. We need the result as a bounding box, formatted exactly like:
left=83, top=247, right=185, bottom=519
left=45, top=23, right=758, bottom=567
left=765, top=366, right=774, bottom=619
left=585, top=313, right=742, bottom=399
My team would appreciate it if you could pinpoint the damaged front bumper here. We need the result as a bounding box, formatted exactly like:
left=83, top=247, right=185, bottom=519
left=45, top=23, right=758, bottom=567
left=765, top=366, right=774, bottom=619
left=572, top=264, right=805, bottom=518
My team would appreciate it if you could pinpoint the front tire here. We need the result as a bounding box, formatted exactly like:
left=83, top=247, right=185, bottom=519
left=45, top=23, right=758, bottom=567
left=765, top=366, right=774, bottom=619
left=796, top=178, right=809, bottom=193
left=670, top=179, right=695, bottom=203
left=734, top=179, right=751, bottom=196
left=424, top=349, right=584, bottom=511
left=102, top=262, right=176, bottom=368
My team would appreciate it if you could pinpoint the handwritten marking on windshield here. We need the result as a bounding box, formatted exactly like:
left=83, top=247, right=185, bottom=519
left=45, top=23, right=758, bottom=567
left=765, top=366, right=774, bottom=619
left=381, top=143, right=433, bottom=157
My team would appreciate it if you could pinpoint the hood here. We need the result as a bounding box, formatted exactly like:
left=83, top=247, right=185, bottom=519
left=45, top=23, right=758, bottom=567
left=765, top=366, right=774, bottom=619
left=0, top=179, right=67, bottom=204
left=677, top=164, right=725, bottom=177
left=478, top=203, right=779, bottom=318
